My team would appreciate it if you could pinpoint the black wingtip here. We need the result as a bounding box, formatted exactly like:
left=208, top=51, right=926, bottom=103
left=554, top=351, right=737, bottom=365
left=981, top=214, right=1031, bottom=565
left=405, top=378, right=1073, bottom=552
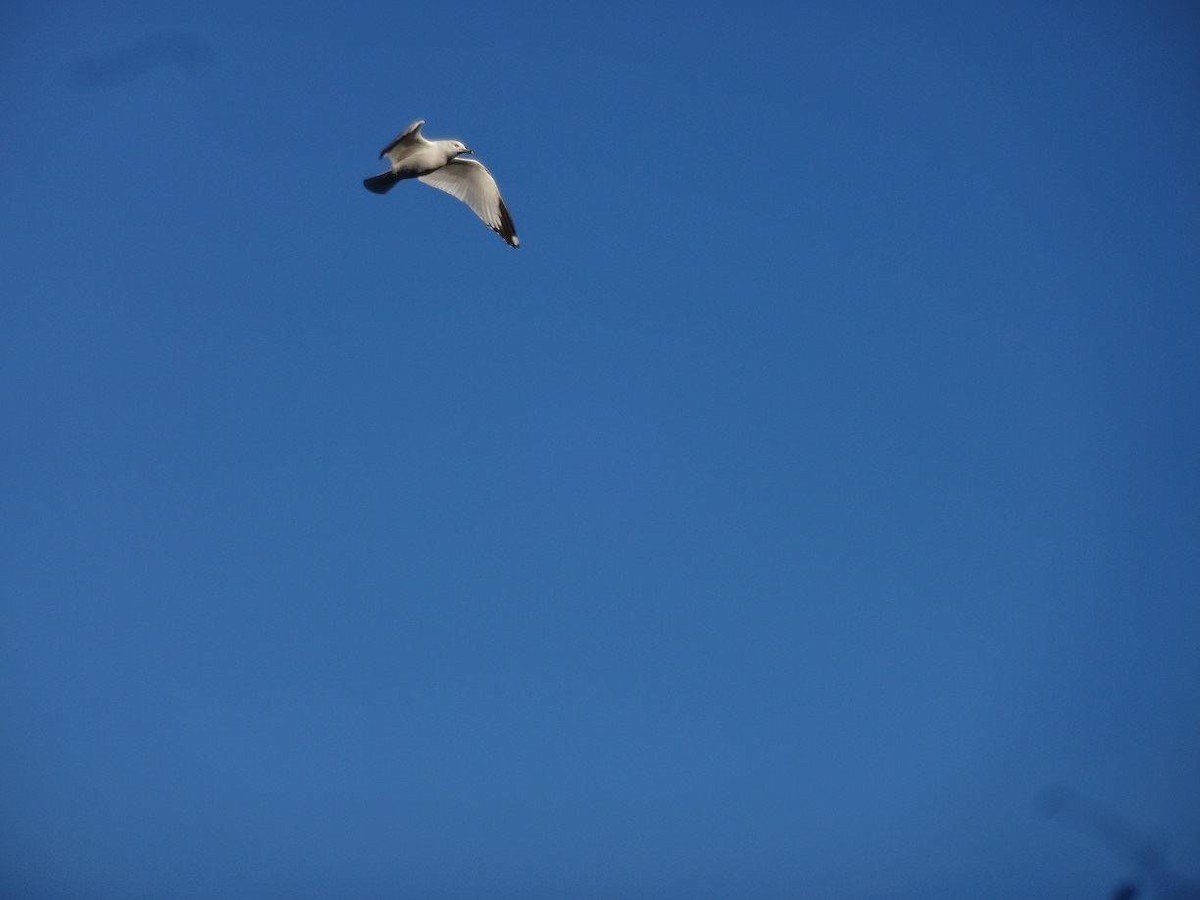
left=497, top=197, right=519, bottom=247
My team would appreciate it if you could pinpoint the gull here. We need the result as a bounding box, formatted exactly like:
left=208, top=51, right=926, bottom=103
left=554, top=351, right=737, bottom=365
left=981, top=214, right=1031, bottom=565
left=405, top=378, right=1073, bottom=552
left=363, top=119, right=519, bottom=248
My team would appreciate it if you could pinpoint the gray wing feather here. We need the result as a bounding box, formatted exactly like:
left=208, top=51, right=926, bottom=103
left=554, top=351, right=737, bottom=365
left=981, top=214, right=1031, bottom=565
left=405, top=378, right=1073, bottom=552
left=380, top=119, right=426, bottom=159
left=418, top=158, right=519, bottom=248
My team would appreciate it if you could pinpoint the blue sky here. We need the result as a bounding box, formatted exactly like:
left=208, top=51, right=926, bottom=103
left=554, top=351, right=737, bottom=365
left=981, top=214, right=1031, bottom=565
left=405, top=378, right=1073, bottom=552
left=2, top=2, right=1198, bottom=897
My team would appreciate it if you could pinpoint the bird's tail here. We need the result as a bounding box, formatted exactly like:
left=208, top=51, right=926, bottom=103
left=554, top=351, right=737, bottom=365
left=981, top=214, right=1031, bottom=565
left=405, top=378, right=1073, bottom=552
left=363, top=171, right=402, bottom=194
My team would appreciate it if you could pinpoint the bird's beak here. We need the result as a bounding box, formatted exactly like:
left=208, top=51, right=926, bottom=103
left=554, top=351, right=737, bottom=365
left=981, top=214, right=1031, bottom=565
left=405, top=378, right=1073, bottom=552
left=461, top=146, right=473, bottom=154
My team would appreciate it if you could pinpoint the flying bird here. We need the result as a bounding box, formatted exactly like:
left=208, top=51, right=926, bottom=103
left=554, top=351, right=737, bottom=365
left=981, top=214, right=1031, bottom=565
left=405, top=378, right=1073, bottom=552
left=363, top=119, right=519, bottom=248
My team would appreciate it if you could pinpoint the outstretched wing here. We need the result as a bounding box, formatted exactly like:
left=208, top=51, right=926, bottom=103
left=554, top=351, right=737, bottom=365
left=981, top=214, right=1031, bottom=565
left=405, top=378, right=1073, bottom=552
left=418, top=158, right=519, bottom=248
left=379, top=119, right=426, bottom=160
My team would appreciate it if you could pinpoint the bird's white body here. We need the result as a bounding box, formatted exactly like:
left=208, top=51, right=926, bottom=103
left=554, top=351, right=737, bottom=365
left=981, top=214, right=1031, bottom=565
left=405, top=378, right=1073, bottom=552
left=382, top=127, right=458, bottom=176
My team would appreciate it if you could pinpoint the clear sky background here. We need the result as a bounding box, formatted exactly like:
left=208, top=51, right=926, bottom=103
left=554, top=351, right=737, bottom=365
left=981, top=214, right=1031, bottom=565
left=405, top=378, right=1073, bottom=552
left=2, top=2, right=1198, bottom=897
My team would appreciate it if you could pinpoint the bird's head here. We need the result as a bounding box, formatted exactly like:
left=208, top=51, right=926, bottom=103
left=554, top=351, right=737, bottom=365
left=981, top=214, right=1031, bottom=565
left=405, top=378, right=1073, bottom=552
left=449, top=140, right=472, bottom=156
